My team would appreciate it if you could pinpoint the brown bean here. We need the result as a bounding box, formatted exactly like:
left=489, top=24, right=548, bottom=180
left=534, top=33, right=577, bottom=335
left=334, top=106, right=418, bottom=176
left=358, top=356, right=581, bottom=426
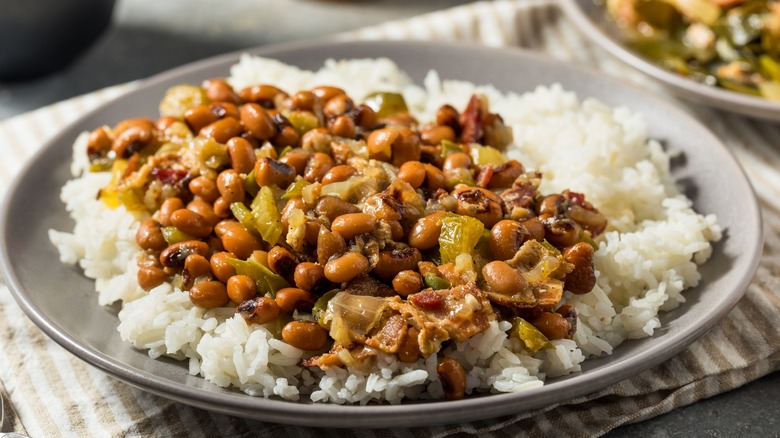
left=437, top=357, right=466, bottom=400
left=293, top=262, right=329, bottom=293
left=489, top=220, right=531, bottom=261
left=352, top=104, right=377, bottom=129
left=530, top=312, right=572, bottom=341
left=290, top=91, right=319, bottom=111
left=189, top=280, right=229, bottom=308
left=367, top=128, right=397, bottom=162
left=227, top=274, right=257, bottom=304
left=170, top=209, right=213, bottom=238
left=316, top=225, right=346, bottom=265
left=159, top=240, right=210, bottom=269
left=137, top=266, right=168, bottom=291
left=321, top=165, right=355, bottom=186
left=240, top=103, right=276, bottom=140
left=310, top=85, right=345, bottom=104
left=214, top=220, right=264, bottom=260
left=136, top=218, right=167, bottom=251
left=267, top=246, right=298, bottom=281
left=187, top=198, right=220, bottom=226
left=204, top=78, right=240, bottom=104
left=210, top=251, right=237, bottom=283
left=303, top=152, right=334, bottom=183
left=487, top=160, right=524, bottom=189
left=226, top=137, right=256, bottom=174
left=213, top=196, right=232, bottom=218
left=562, top=242, right=596, bottom=294
left=452, top=186, right=504, bottom=227
left=216, top=169, right=245, bottom=204
left=397, top=161, right=426, bottom=189
left=482, top=260, right=527, bottom=295
left=155, top=116, right=178, bottom=132
left=280, top=197, right=307, bottom=228
left=392, top=270, right=423, bottom=297
left=314, top=196, right=360, bottom=222
left=324, top=252, right=369, bottom=283
left=540, top=214, right=580, bottom=249
left=184, top=105, right=218, bottom=134
left=323, top=94, right=353, bottom=118
left=436, top=104, right=460, bottom=131
left=330, top=115, right=355, bottom=139
left=278, top=150, right=311, bottom=175
left=188, top=176, right=219, bottom=203
left=237, top=296, right=280, bottom=324
left=275, top=287, right=317, bottom=313
left=281, top=321, right=328, bottom=350
left=240, top=84, right=287, bottom=104
left=210, top=102, right=240, bottom=120
left=331, top=213, right=376, bottom=240
left=183, top=254, right=212, bottom=287
left=373, top=248, right=422, bottom=281
left=158, top=197, right=184, bottom=227
left=423, top=163, right=446, bottom=191
left=112, top=124, right=153, bottom=158
left=253, top=157, right=296, bottom=189
left=520, top=216, right=545, bottom=241
left=420, top=124, right=456, bottom=146
left=442, top=152, right=471, bottom=172
left=199, top=117, right=242, bottom=144
left=86, top=127, right=112, bottom=157
left=396, top=326, right=420, bottom=363
left=272, top=125, right=300, bottom=148
left=408, top=211, right=447, bottom=250
left=536, top=194, right=565, bottom=216
left=390, top=128, right=421, bottom=167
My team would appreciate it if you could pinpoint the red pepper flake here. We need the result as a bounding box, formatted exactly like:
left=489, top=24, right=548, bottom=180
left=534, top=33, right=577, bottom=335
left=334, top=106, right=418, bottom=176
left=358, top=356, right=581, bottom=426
left=150, top=167, right=189, bottom=185
left=410, top=290, right=444, bottom=310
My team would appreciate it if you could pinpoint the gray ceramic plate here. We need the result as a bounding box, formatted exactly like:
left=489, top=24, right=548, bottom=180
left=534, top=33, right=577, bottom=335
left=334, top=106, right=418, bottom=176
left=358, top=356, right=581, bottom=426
left=560, top=0, right=780, bottom=122
left=0, top=40, right=762, bottom=428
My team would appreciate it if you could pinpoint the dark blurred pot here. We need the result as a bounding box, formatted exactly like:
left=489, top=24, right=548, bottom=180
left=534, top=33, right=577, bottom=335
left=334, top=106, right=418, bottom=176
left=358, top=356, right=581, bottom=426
left=0, top=0, right=116, bottom=80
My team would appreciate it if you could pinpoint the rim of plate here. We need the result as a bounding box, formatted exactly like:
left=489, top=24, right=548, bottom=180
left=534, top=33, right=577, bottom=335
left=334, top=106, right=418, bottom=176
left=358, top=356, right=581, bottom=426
left=559, top=0, right=780, bottom=121
left=0, top=39, right=763, bottom=428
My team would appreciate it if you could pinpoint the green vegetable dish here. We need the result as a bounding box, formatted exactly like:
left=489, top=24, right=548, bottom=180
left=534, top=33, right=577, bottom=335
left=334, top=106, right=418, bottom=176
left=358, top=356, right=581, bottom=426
left=606, top=0, right=780, bottom=99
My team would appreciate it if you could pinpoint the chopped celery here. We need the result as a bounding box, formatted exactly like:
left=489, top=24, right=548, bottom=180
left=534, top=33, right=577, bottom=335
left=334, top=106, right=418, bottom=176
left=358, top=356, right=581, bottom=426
left=195, top=137, right=229, bottom=170
left=159, top=84, right=209, bottom=119
left=313, top=289, right=341, bottom=325
left=249, top=186, right=283, bottom=245
left=287, top=111, right=320, bottom=136
left=423, top=273, right=451, bottom=290
left=469, top=144, right=507, bottom=166
left=440, top=140, right=462, bottom=158
left=243, top=171, right=259, bottom=197
left=227, top=257, right=289, bottom=298
left=278, top=145, right=293, bottom=158
left=282, top=179, right=311, bottom=200
left=438, top=213, right=485, bottom=264
left=363, top=92, right=408, bottom=118
left=512, top=317, right=554, bottom=353
left=161, top=226, right=197, bottom=245
left=89, top=158, right=113, bottom=173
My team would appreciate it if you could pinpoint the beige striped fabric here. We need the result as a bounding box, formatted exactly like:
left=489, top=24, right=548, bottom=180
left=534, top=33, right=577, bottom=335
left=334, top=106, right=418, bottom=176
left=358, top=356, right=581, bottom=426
left=1, top=1, right=779, bottom=436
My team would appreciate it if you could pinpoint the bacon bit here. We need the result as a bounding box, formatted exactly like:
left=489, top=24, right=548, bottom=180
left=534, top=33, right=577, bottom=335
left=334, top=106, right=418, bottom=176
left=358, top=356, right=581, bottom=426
left=475, top=165, right=493, bottom=188
left=150, top=167, right=189, bottom=185
left=410, top=290, right=444, bottom=310
left=459, top=95, right=484, bottom=144
left=565, top=190, right=586, bottom=207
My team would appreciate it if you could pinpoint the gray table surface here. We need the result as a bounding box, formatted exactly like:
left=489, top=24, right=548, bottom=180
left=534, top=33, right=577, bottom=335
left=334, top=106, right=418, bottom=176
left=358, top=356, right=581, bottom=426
left=1, top=0, right=777, bottom=436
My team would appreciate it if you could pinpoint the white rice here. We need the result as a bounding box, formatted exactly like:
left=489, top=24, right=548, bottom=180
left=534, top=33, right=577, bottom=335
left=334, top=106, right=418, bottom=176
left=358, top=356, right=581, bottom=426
left=49, top=55, right=722, bottom=404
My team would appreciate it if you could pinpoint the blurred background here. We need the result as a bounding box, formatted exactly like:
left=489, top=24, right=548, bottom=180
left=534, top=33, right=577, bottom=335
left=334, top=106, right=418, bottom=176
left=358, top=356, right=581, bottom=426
left=0, top=0, right=475, bottom=120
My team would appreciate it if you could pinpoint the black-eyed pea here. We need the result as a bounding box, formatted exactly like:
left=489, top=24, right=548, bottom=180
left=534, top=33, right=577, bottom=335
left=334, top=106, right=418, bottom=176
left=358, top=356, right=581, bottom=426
left=530, top=312, right=572, bottom=341
left=137, top=266, right=168, bottom=291
left=239, top=84, right=287, bottom=105
left=330, top=115, right=355, bottom=139
left=392, top=270, right=423, bottom=297
left=170, top=209, right=213, bottom=238
left=136, top=218, right=167, bottom=251
left=216, top=169, right=245, bottom=204
left=281, top=321, right=328, bottom=350
left=275, top=287, right=317, bottom=313
left=278, top=150, right=311, bottom=175
left=187, top=198, right=221, bottom=226
left=452, top=186, right=504, bottom=227
left=314, top=196, right=360, bottom=222
left=540, top=215, right=580, bottom=249
left=373, top=248, right=422, bottom=281
left=396, top=161, right=426, bottom=189
left=367, top=128, right=398, bottom=162
left=213, top=196, right=232, bottom=218
left=183, top=253, right=212, bottom=280
left=562, top=242, right=596, bottom=295
left=436, top=104, right=460, bottom=130
left=316, top=225, right=346, bottom=265
left=203, top=78, right=240, bottom=104
left=420, top=124, right=456, bottom=146
left=86, top=127, right=112, bottom=158
left=487, top=160, right=524, bottom=189
left=321, top=165, right=355, bottom=186
left=330, top=213, right=376, bottom=240
left=227, top=275, right=257, bottom=304
left=214, top=220, right=264, bottom=260
left=396, top=326, right=420, bottom=363
left=157, top=197, right=184, bottom=227
left=482, top=261, right=527, bottom=295
left=422, top=163, right=446, bottom=191
left=253, top=157, right=296, bottom=189
left=437, top=357, right=466, bottom=401
left=489, top=220, right=530, bottom=261
left=189, top=176, right=220, bottom=203
left=303, top=152, right=334, bottom=183
left=290, top=91, right=319, bottom=111
left=184, top=105, right=218, bottom=134
left=240, top=103, right=276, bottom=140
left=199, top=117, right=242, bottom=144
left=310, top=85, right=345, bottom=104
left=112, top=124, right=153, bottom=158
left=323, top=252, right=369, bottom=283
left=520, top=216, right=545, bottom=241
left=159, top=240, right=210, bottom=269
left=226, top=137, right=256, bottom=174
left=267, top=246, right=298, bottom=282
left=210, top=251, right=237, bottom=283
left=189, top=280, right=230, bottom=308
left=237, top=296, right=280, bottom=324
left=293, top=262, right=329, bottom=293
left=408, top=211, right=447, bottom=250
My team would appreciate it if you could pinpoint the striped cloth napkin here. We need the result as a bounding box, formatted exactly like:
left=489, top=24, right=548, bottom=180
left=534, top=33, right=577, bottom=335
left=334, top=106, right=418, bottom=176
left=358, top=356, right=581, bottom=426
left=2, top=1, right=779, bottom=436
